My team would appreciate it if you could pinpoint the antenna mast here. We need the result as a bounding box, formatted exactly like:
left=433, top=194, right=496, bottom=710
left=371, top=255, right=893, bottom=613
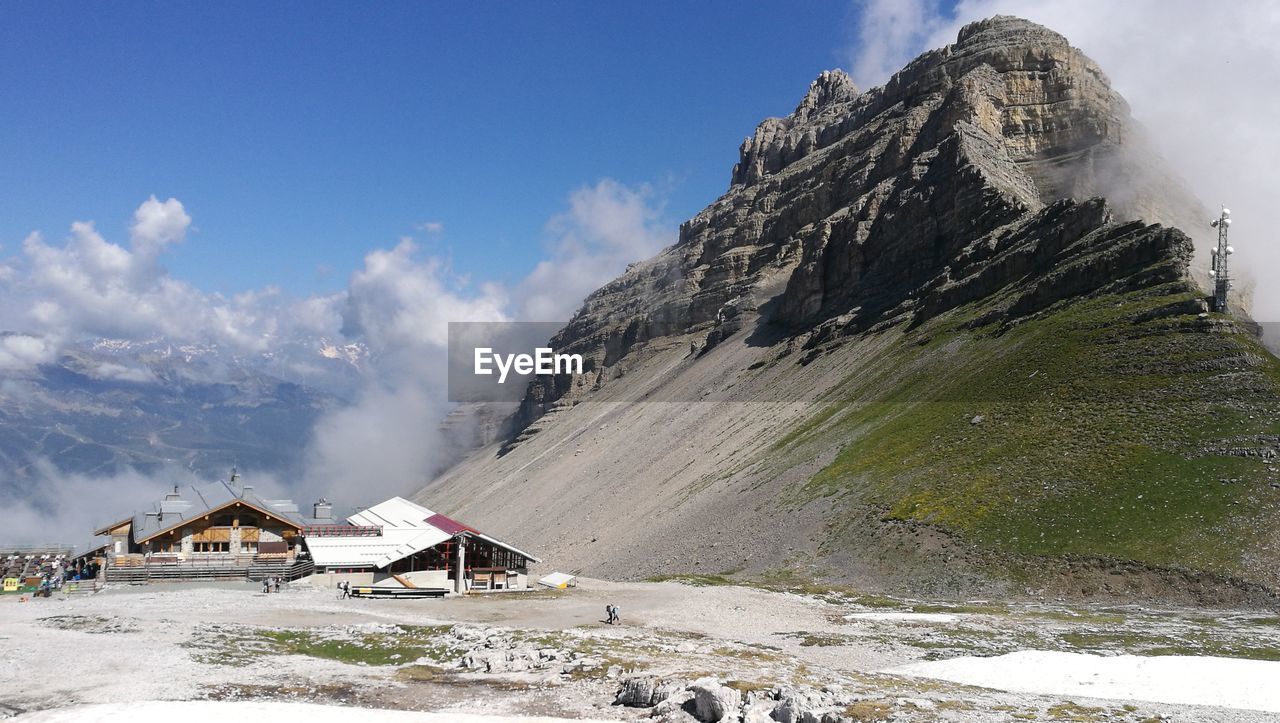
left=1209, top=207, right=1234, bottom=313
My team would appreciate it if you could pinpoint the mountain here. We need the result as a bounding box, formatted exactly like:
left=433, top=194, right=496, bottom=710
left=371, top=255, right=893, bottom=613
left=417, top=17, right=1280, bottom=603
left=0, top=336, right=357, bottom=485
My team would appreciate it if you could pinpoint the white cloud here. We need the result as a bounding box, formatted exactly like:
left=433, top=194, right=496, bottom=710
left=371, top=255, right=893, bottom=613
left=2, top=458, right=289, bottom=549
left=415, top=221, right=444, bottom=234
left=303, top=178, right=673, bottom=501
left=130, top=195, right=191, bottom=255
left=2, top=179, right=674, bottom=534
left=0, top=333, right=59, bottom=372
left=848, top=0, right=1280, bottom=319
left=304, top=382, right=449, bottom=504
left=302, top=237, right=511, bottom=500
left=847, top=0, right=948, bottom=88
left=341, top=238, right=507, bottom=355
left=4, top=198, right=336, bottom=371
left=518, top=179, right=675, bottom=320
left=91, top=361, right=157, bottom=383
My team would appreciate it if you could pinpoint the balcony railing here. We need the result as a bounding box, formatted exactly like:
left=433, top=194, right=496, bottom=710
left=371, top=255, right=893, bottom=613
left=300, top=525, right=383, bottom=537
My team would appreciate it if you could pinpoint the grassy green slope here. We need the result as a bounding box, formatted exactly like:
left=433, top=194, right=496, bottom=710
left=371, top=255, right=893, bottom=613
left=779, top=279, right=1280, bottom=584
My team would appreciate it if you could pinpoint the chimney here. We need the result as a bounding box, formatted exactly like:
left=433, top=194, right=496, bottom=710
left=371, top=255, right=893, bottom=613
left=313, top=498, right=333, bottom=521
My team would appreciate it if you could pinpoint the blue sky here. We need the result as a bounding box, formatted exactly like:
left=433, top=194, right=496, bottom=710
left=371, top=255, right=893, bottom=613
left=1, top=2, right=874, bottom=297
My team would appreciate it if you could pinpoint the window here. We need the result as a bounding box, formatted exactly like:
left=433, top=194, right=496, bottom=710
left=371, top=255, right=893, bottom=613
left=193, top=542, right=230, bottom=553
left=240, top=542, right=257, bottom=554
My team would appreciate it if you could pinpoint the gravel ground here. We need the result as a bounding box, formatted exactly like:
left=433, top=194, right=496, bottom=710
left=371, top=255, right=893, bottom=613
left=4, top=577, right=1280, bottom=721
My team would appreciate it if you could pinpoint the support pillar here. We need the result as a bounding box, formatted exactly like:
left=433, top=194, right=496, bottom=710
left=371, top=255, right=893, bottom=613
left=454, top=537, right=466, bottom=594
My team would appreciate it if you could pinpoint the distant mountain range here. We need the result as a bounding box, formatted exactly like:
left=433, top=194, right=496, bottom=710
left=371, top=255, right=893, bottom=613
left=0, top=334, right=368, bottom=486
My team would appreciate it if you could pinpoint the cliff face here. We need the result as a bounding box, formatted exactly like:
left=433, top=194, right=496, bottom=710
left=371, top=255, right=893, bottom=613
left=518, top=16, right=1201, bottom=426
left=419, top=17, right=1280, bottom=601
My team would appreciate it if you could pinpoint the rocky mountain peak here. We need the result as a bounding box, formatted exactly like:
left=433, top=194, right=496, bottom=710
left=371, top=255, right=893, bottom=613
left=731, top=69, right=860, bottom=187
left=514, top=15, right=1207, bottom=427
left=794, top=69, right=858, bottom=121
left=954, top=14, right=1069, bottom=48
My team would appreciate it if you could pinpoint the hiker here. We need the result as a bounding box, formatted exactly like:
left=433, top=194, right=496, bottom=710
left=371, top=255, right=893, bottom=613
left=273, top=577, right=281, bottom=593
left=341, top=581, right=350, bottom=599
left=262, top=578, right=270, bottom=594
left=606, top=603, right=619, bottom=624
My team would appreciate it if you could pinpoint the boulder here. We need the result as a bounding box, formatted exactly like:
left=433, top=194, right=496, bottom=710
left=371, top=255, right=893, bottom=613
left=651, top=690, right=696, bottom=719
left=690, top=678, right=742, bottom=722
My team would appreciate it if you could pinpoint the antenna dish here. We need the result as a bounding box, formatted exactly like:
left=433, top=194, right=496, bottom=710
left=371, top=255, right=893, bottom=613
left=1210, top=219, right=1219, bottom=227
left=1209, top=204, right=1233, bottom=312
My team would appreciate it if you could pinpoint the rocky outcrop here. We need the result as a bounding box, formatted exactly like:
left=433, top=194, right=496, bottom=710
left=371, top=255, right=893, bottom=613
left=613, top=676, right=884, bottom=723
left=731, top=69, right=860, bottom=186
left=615, top=676, right=682, bottom=707
left=514, top=15, right=1202, bottom=429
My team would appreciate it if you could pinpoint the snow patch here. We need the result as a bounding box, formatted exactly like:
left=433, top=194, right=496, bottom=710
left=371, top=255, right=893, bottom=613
left=890, top=650, right=1280, bottom=713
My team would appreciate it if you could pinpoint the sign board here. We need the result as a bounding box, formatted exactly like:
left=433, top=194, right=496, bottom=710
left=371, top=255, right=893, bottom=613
left=2, top=578, right=18, bottom=593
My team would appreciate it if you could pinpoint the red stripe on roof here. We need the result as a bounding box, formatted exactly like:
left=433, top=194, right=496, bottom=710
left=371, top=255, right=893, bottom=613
left=426, top=513, right=476, bottom=536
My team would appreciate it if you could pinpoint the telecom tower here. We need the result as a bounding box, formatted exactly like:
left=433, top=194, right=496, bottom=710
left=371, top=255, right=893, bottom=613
left=1208, top=207, right=1234, bottom=313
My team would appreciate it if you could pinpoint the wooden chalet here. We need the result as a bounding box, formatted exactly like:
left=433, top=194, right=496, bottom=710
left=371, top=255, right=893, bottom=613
left=93, top=481, right=324, bottom=573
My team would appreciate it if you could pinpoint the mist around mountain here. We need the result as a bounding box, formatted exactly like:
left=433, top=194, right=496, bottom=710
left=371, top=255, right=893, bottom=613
left=417, top=16, right=1280, bottom=604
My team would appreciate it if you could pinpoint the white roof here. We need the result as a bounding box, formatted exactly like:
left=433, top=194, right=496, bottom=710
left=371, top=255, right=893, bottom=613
left=304, top=527, right=450, bottom=568
left=348, top=496, right=437, bottom=530
left=306, top=498, right=443, bottom=568
left=302, top=496, right=539, bottom=568
left=371, top=528, right=452, bottom=569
